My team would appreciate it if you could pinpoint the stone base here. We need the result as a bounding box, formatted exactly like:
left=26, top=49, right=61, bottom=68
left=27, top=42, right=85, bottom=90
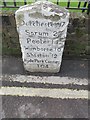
left=24, top=63, right=61, bottom=73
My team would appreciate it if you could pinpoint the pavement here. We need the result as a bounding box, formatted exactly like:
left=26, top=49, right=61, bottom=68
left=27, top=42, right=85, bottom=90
left=0, top=56, right=89, bottom=119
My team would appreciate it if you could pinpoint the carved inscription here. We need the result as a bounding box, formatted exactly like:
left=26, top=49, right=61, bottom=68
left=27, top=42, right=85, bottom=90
left=19, top=18, right=67, bottom=70
left=15, top=1, right=69, bottom=72
left=21, top=20, right=66, bottom=28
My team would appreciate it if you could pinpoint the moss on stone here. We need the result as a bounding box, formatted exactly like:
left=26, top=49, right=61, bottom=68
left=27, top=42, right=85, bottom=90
left=2, top=47, right=21, bottom=56
left=75, top=28, right=85, bottom=38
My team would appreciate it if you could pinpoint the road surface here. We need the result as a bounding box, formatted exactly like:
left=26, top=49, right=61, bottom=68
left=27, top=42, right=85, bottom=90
left=0, top=56, right=89, bottom=118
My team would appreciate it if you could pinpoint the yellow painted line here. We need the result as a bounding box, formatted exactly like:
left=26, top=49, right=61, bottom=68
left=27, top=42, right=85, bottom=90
left=0, top=87, right=88, bottom=99
left=1, top=75, right=88, bottom=85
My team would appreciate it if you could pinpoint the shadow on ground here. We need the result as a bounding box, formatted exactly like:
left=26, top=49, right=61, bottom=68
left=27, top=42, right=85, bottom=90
left=2, top=56, right=88, bottom=79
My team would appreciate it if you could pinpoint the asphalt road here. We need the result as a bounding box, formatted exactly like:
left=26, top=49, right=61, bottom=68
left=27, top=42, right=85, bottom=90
left=0, top=56, right=89, bottom=119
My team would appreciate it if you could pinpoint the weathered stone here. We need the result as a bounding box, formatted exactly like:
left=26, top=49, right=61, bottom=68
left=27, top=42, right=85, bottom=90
left=85, top=46, right=90, bottom=55
left=15, top=1, right=69, bottom=73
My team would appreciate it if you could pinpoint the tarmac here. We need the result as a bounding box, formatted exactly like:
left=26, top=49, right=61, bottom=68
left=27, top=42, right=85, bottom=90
left=0, top=56, right=89, bottom=119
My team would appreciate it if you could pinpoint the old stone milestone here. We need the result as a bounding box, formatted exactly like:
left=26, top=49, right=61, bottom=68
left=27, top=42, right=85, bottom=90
left=15, top=1, right=69, bottom=73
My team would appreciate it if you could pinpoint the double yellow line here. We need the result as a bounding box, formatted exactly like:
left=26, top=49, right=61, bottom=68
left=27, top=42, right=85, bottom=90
left=0, top=75, right=88, bottom=99
left=0, top=86, right=88, bottom=99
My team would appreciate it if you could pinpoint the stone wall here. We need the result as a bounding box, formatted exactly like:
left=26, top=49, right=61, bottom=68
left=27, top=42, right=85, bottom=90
left=0, top=12, right=89, bottom=58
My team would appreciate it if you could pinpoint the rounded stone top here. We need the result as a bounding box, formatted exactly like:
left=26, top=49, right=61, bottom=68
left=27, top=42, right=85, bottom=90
left=15, top=1, right=69, bottom=19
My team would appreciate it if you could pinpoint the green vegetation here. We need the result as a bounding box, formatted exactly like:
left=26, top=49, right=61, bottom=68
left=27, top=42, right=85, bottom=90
left=0, top=0, right=88, bottom=12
